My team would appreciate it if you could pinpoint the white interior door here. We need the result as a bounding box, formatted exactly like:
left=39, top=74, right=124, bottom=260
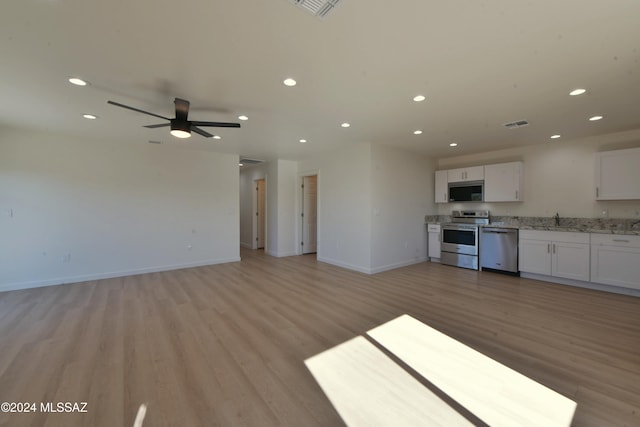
left=302, top=175, right=317, bottom=254
left=256, top=179, right=266, bottom=249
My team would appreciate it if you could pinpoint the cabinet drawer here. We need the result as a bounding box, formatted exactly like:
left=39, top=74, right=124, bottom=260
left=519, top=230, right=589, bottom=244
left=591, top=233, right=640, bottom=248
left=427, top=224, right=441, bottom=233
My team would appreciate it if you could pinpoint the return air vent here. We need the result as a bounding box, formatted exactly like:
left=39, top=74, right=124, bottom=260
left=239, top=158, right=264, bottom=165
left=290, top=0, right=342, bottom=19
left=503, top=120, right=529, bottom=129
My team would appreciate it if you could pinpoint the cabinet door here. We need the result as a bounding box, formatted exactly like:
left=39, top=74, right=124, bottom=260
left=434, top=170, right=448, bottom=203
left=519, top=239, right=551, bottom=275
left=595, top=147, right=640, bottom=200
left=552, top=242, right=590, bottom=281
left=591, top=245, right=640, bottom=289
left=447, top=166, right=484, bottom=183
left=447, top=168, right=466, bottom=182
left=464, top=166, right=484, bottom=182
left=484, top=162, right=523, bottom=202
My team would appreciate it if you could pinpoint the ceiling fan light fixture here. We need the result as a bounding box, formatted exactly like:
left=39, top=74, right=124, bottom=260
left=170, top=129, right=191, bottom=138
left=170, top=119, right=191, bottom=138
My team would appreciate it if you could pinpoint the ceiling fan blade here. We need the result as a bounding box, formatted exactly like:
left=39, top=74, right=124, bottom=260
left=191, top=121, right=241, bottom=128
left=144, top=123, right=171, bottom=128
left=107, top=100, right=171, bottom=121
left=191, top=126, right=213, bottom=138
left=174, top=98, right=190, bottom=122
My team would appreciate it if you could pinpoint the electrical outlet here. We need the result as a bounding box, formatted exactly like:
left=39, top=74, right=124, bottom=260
left=62, top=253, right=71, bottom=262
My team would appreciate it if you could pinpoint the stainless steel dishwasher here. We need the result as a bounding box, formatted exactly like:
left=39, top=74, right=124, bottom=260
left=480, top=227, right=519, bottom=274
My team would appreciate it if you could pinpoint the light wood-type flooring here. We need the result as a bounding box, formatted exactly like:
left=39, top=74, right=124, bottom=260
left=1, top=248, right=639, bottom=426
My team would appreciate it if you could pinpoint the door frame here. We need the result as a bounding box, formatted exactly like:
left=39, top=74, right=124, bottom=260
left=297, top=170, right=320, bottom=256
left=253, top=177, right=267, bottom=250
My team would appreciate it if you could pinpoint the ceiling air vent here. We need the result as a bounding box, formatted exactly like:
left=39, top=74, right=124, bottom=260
left=503, top=120, right=529, bottom=129
left=290, top=0, right=342, bottom=19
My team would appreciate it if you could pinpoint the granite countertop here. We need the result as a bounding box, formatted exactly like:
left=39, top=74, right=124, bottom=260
left=486, top=224, right=640, bottom=236
left=425, top=215, right=640, bottom=236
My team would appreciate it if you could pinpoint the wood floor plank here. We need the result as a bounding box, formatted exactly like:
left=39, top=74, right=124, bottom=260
left=0, top=248, right=638, bottom=426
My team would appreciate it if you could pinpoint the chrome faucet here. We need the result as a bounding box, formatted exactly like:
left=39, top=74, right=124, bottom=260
left=554, top=212, right=560, bottom=226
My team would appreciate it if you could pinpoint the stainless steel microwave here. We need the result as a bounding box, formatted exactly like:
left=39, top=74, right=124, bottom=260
left=448, top=181, right=484, bottom=202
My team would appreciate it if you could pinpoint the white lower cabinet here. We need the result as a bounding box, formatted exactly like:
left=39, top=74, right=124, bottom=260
left=590, top=234, right=640, bottom=290
left=519, top=230, right=590, bottom=281
left=427, top=223, right=441, bottom=259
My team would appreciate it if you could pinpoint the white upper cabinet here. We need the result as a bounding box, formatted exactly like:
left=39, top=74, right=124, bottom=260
left=434, top=170, right=448, bottom=203
left=484, top=161, right=523, bottom=202
left=594, top=147, right=640, bottom=200
left=447, top=166, right=484, bottom=183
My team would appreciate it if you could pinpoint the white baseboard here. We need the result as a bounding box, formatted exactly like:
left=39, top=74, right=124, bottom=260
left=318, top=256, right=428, bottom=275
left=317, top=256, right=372, bottom=274
left=265, top=249, right=297, bottom=258
left=369, top=257, right=428, bottom=274
left=0, top=257, right=241, bottom=293
left=520, top=272, right=640, bottom=297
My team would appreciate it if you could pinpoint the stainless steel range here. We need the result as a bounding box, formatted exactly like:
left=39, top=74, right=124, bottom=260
left=441, top=210, right=489, bottom=270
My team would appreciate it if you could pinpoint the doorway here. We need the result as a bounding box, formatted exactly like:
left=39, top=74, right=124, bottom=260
left=255, top=178, right=266, bottom=249
left=301, top=175, right=317, bottom=254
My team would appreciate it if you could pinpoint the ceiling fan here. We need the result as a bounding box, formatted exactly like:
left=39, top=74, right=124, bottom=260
left=107, top=98, right=240, bottom=139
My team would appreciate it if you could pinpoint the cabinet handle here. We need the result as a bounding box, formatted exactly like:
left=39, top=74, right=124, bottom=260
left=515, top=190, right=518, bottom=200
left=547, top=243, right=550, bottom=253
left=552, top=243, right=556, bottom=254
left=613, top=239, right=630, bottom=243
left=596, top=187, right=599, bottom=198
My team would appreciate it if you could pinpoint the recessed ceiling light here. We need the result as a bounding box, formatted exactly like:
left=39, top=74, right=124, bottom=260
left=341, top=122, right=350, bottom=128
left=213, top=135, right=222, bottom=140
left=589, top=115, right=604, bottom=121
left=569, top=88, right=586, bottom=96
left=413, top=95, right=426, bottom=102
left=550, top=134, right=561, bottom=139
left=238, top=115, right=248, bottom=121
left=82, top=114, right=97, bottom=120
left=449, top=142, right=458, bottom=147
left=299, top=139, right=307, bottom=143
left=68, top=77, right=88, bottom=86
left=413, top=130, right=423, bottom=135
left=283, top=78, right=297, bottom=87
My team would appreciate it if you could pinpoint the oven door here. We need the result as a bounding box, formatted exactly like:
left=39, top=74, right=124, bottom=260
left=441, top=224, right=479, bottom=256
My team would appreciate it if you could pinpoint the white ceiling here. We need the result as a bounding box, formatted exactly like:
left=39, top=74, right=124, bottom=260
left=2, top=0, right=640, bottom=162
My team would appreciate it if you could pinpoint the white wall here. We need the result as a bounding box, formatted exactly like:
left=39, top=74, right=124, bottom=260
left=436, top=129, right=640, bottom=218
left=370, top=145, right=434, bottom=273
left=0, top=127, right=240, bottom=291
left=299, top=143, right=373, bottom=273
left=273, top=159, right=298, bottom=257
